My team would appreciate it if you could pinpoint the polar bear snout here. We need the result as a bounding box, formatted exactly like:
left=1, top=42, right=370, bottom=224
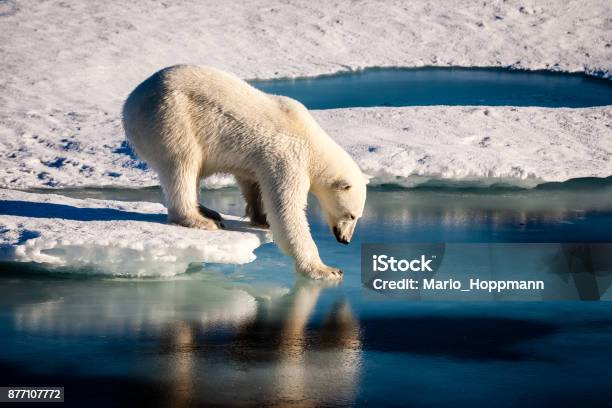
left=333, top=226, right=349, bottom=244
left=333, top=220, right=356, bottom=245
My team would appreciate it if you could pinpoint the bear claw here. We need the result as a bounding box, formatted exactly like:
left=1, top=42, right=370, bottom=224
left=198, top=205, right=223, bottom=222
left=171, top=215, right=220, bottom=230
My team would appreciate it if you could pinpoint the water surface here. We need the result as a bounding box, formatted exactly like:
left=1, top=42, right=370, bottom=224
left=250, top=68, right=612, bottom=108
left=1, top=185, right=612, bottom=406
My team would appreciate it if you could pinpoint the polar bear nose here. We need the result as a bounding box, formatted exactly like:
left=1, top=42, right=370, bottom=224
left=333, top=226, right=350, bottom=245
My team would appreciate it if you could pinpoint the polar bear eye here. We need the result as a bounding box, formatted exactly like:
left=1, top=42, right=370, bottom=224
left=331, top=180, right=352, bottom=190
left=348, top=213, right=356, bottom=220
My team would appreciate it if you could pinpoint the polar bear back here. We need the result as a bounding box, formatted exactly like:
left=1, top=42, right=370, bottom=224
left=124, top=65, right=325, bottom=157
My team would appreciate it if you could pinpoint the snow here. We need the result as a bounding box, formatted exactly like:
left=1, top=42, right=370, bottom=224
left=1, top=106, right=609, bottom=189
left=314, top=106, right=612, bottom=187
left=0, top=0, right=610, bottom=189
left=0, top=189, right=271, bottom=276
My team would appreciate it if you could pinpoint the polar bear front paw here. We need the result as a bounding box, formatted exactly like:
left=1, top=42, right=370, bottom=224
left=298, top=262, right=343, bottom=281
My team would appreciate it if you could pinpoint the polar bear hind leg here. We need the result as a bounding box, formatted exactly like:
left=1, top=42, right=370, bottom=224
left=236, top=176, right=269, bottom=228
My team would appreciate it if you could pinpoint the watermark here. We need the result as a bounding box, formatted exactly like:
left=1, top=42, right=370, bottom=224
left=0, top=387, right=64, bottom=402
left=361, top=243, right=612, bottom=301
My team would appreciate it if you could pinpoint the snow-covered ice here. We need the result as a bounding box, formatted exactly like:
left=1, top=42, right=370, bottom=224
left=0, top=189, right=271, bottom=276
left=0, top=0, right=611, bottom=190
left=1, top=106, right=609, bottom=189
left=315, top=106, right=612, bottom=187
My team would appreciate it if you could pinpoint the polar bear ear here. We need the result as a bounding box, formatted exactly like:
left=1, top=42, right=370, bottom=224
left=331, top=179, right=352, bottom=191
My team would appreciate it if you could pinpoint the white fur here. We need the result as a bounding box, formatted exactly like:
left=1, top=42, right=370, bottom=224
left=122, top=65, right=366, bottom=280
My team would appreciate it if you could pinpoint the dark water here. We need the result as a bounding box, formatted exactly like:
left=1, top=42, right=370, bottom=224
left=1, top=185, right=612, bottom=406
left=250, top=68, right=612, bottom=109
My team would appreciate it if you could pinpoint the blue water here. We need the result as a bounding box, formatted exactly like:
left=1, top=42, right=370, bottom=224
left=250, top=68, right=612, bottom=108
left=1, top=184, right=612, bottom=406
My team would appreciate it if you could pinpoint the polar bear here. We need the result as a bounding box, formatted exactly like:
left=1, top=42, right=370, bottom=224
left=122, top=65, right=367, bottom=280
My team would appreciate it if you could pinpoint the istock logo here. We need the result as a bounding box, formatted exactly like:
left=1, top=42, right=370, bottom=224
left=361, top=243, right=446, bottom=299
left=372, top=255, right=434, bottom=272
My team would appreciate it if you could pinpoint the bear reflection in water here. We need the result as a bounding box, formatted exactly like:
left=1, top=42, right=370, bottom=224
left=10, top=274, right=361, bottom=407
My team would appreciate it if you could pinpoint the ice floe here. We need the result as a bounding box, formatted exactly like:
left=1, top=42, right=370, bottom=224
left=0, top=189, right=271, bottom=276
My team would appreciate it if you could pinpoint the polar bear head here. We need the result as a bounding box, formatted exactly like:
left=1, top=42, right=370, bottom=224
left=314, top=157, right=368, bottom=245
